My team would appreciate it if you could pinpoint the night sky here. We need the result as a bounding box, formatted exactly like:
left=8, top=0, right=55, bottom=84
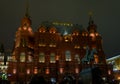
left=0, top=0, right=120, bottom=58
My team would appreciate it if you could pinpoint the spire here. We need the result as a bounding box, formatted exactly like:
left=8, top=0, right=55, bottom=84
left=25, top=0, right=30, bottom=18
left=87, top=12, right=97, bottom=32
left=88, top=11, right=94, bottom=25
left=21, top=0, right=31, bottom=27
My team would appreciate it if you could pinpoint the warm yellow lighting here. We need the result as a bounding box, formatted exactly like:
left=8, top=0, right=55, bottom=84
left=34, top=68, right=38, bottom=74
left=13, top=69, right=16, bottom=74
left=74, top=45, right=80, bottom=49
left=90, top=33, right=95, bottom=37
left=60, top=68, right=64, bottom=74
left=46, top=68, right=50, bottom=74
left=23, top=27, right=27, bottom=30
left=117, top=76, right=120, bottom=80
left=108, top=70, right=111, bottom=75
left=75, top=68, right=79, bottom=74
left=56, top=55, right=59, bottom=60
left=94, top=54, right=99, bottom=64
left=27, top=69, right=30, bottom=74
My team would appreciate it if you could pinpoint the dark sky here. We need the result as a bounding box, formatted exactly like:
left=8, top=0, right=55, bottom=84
left=0, top=0, right=120, bottom=58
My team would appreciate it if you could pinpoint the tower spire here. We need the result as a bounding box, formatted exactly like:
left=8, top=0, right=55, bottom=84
left=21, top=0, right=31, bottom=27
left=88, top=11, right=94, bottom=25
left=25, top=0, right=30, bottom=18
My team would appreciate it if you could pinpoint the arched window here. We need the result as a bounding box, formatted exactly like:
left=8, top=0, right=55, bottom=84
left=28, top=52, right=33, bottom=62
left=50, top=53, right=56, bottom=63
left=39, top=52, right=45, bottom=63
left=65, top=50, right=71, bottom=61
left=20, top=52, right=25, bottom=62
left=94, top=54, right=99, bottom=64
left=75, top=54, right=80, bottom=64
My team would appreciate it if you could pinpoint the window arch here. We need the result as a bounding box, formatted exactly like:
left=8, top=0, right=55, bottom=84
left=50, top=53, right=56, bottom=63
left=75, top=54, right=80, bottom=64
left=27, top=52, right=33, bottom=62
left=39, top=52, right=45, bottom=63
left=20, top=52, right=26, bottom=62
left=65, top=50, right=71, bottom=61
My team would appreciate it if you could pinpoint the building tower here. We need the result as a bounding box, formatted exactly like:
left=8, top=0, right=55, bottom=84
left=7, top=1, right=34, bottom=83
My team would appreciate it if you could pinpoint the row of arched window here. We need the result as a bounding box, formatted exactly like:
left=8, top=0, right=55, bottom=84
left=13, top=51, right=81, bottom=63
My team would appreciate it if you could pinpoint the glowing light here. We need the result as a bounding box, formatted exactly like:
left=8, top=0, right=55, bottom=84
left=108, top=70, right=111, bottom=75
left=34, top=67, right=38, bottom=74
left=13, top=69, right=16, bottom=74
left=46, top=68, right=50, bottom=74
left=27, top=69, right=30, bottom=74
left=56, top=55, right=59, bottom=60
left=23, top=27, right=27, bottom=30
left=60, top=68, right=64, bottom=74
left=118, top=76, right=120, bottom=80
left=75, top=68, right=79, bottom=73
left=90, top=33, right=95, bottom=37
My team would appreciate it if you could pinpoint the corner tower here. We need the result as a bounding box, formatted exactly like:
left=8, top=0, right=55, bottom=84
left=87, top=13, right=106, bottom=64
left=15, top=0, right=33, bottom=48
left=8, top=1, right=34, bottom=83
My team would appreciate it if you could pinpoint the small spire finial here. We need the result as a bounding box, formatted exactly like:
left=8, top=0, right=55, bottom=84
left=88, top=11, right=94, bottom=25
left=25, top=0, right=30, bottom=18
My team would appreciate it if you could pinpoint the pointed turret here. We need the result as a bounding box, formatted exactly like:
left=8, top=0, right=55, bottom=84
left=14, top=0, right=34, bottom=48
left=87, top=12, right=97, bottom=33
left=21, top=0, right=31, bottom=27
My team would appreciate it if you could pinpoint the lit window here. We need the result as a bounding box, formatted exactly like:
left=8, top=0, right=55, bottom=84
left=108, top=70, right=111, bottom=75
left=75, top=54, right=80, bottom=64
left=39, top=27, right=46, bottom=33
left=90, top=33, right=95, bottom=37
left=20, top=52, right=26, bottom=62
left=13, top=69, right=16, bottom=74
left=60, top=68, right=64, bottom=74
left=28, top=27, right=32, bottom=32
left=50, top=53, right=56, bottom=63
left=94, top=54, right=99, bottom=64
left=27, top=69, right=30, bottom=74
left=46, top=68, right=50, bottom=74
left=56, top=55, right=59, bottom=61
left=34, top=67, right=38, bottom=74
left=74, top=45, right=80, bottom=49
left=28, top=55, right=33, bottom=62
left=39, top=53, right=45, bottom=63
left=65, top=50, right=71, bottom=61
left=75, top=68, right=79, bottom=73
left=12, top=55, right=16, bottom=62
left=23, top=27, right=27, bottom=30
left=49, top=27, right=56, bottom=33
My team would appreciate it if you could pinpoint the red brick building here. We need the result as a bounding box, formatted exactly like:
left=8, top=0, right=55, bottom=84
left=7, top=11, right=109, bottom=83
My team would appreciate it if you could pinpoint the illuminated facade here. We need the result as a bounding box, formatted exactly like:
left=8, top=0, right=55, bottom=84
left=107, top=55, right=120, bottom=80
left=0, top=44, right=12, bottom=80
left=7, top=11, right=109, bottom=83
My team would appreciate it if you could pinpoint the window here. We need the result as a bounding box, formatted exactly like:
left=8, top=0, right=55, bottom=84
left=94, top=54, right=99, bottom=64
left=34, top=67, right=38, bottom=74
left=28, top=52, right=33, bottom=62
left=65, top=50, right=71, bottom=61
left=20, top=52, right=25, bottom=62
left=13, top=68, right=16, bottom=74
left=39, top=39, right=46, bottom=47
left=50, top=53, right=56, bottom=63
left=28, top=55, right=33, bottom=62
left=27, top=69, right=30, bottom=74
left=39, top=53, right=45, bottom=63
left=75, top=54, right=80, bottom=64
